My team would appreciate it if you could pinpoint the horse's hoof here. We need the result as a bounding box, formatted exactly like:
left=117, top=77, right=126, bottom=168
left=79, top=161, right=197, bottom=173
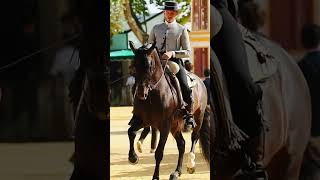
left=169, top=171, right=180, bottom=180
left=150, top=148, right=155, bottom=153
left=187, top=167, right=195, bottom=174
left=128, top=152, right=139, bottom=165
left=152, top=176, right=159, bottom=180
left=137, top=141, right=143, bottom=153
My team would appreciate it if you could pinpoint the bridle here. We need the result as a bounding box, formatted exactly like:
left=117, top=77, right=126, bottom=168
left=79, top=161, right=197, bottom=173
left=133, top=46, right=170, bottom=100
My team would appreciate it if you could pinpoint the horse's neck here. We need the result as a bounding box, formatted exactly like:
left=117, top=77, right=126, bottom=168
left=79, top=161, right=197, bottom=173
left=151, top=52, right=165, bottom=85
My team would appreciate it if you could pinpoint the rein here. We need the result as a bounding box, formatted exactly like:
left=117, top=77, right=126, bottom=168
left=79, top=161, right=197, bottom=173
left=149, top=58, right=169, bottom=90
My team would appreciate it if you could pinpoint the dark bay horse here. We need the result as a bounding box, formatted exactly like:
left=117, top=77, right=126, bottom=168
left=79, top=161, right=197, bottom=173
left=128, top=41, right=210, bottom=180
left=205, top=5, right=312, bottom=180
left=69, top=66, right=108, bottom=180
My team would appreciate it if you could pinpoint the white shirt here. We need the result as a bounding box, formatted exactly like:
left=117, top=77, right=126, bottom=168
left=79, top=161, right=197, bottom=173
left=50, top=45, right=80, bottom=83
left=126, top=76, right=135, bottom=86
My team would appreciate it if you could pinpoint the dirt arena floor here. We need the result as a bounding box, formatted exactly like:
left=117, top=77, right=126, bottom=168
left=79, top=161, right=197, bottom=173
left=0, top=142, right=74, bottom=180
left=110, top=106, right=210, bottom=180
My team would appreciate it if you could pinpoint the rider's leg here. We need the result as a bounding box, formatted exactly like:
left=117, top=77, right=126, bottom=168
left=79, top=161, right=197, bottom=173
left=172, top=58, right=196, bottom=130
left=211, top=0, right=265, bottom=179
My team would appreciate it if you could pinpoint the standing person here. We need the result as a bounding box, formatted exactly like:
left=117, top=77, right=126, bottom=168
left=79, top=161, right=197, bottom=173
left=211, top=0, right=265, bottom=178
left=203, top=69, right=211, bottom=105
left=298, top=23, right=320, bottom=180
left=50, top=13, right=81, bottom=138
left=299, top=24, right=320, bottom=138
left=126, top=65, right=135, bottom=105
left=147, top=1, right=196, bottom=130
left=238, top=0, right=265, bottom=32
left=184, top=60, right=193, bottom=72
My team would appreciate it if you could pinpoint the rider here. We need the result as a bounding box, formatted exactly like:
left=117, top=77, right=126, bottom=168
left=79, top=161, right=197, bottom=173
left=212, top=0, right=266, bottom=179
left=148, top=1, right=196, bottom=130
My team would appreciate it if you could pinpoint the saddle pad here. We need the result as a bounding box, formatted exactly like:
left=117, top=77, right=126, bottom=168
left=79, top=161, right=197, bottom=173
left=240, top=25, right=279, bottom=83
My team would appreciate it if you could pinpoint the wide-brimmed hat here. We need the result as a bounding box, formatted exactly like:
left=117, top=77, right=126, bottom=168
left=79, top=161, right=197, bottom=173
left=162, top=1, right=180, bottom=11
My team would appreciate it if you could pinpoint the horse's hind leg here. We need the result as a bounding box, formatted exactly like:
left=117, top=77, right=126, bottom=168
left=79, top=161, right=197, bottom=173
left=128, top=118, right=142, bottom=164
left=170, top=131, right=185, bottom=180
left=187, top=111, right=203, bottom=174
left=187, top=130, right=200, bottom=174
left=152, top=128, right=170, bottom=180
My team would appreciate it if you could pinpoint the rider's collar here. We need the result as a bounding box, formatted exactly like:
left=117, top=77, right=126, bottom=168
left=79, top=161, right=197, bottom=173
left=165, top=20, right=177, bottom=28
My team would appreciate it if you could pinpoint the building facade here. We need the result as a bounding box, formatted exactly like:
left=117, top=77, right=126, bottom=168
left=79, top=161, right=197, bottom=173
left=190, top=0, right=210, bottom=78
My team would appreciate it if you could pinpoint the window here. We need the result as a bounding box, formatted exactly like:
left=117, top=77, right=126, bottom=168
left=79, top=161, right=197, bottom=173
left=192, top=0, right=209, bottom=31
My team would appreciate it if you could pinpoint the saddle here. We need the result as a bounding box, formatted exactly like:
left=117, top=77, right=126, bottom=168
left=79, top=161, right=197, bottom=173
left=163, top=67, right=196, bottom=112
left=239, top=24, right=279, bottom=83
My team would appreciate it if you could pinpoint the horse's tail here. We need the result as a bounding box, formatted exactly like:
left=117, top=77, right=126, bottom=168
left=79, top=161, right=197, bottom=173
left=199, top=105, right=211, bottom=163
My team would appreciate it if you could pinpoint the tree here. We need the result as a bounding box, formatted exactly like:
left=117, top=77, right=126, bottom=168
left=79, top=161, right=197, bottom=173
left=110, top=0, right=125, bottom=39
left=110, top=0, right=191, bottom=43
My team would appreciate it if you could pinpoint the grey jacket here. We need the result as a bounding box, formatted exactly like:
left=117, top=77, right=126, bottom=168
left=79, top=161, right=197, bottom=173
left=148, top=22, right=191, bottom=59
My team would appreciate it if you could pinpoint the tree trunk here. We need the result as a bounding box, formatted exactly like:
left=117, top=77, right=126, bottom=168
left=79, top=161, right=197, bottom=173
left=123, top=0, right=148, bottom=43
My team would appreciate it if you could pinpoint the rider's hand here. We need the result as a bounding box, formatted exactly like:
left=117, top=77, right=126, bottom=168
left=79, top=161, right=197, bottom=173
left=161, top=51, right=174, bottom=60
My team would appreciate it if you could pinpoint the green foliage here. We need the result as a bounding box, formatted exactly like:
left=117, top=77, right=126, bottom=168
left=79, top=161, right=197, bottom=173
left=131, top=0, right=150, bottom=17
left=110, top=0, right=124, bottom=39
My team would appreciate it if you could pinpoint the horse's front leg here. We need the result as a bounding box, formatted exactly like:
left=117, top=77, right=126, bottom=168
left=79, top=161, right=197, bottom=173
left=128, top=117, right=142, bottom=164
left=152, top=127, right=170, bottom=180
left=170, top=131, right=185, bottom=180
left=150, top=127, right=158, bottom=153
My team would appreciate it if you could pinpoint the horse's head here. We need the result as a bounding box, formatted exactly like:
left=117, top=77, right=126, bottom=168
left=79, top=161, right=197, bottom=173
left=129, top=41, right=160, bottom=100
left=211, top=5, right=223, bottom=37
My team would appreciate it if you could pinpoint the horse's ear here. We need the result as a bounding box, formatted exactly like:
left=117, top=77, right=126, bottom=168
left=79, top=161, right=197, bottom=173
left=129, top=41, right=137, bottom=53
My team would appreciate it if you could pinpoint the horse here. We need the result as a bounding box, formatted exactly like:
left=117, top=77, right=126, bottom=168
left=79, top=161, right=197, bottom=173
left=68, top=1, right=108, bottom=178
left=202, top=5, right=312, bottom=179
left=68, top=65, right=108, bottom=180
left=127, top=41, right=210, bottom=180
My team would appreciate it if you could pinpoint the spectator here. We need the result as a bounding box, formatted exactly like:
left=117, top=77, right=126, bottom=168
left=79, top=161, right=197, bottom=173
left=49, top=13, right=81, bottom=139
left=203, top=69, right=211, bottom=105
left=298, top=23, right=320, bottom=137
left=238, top=0, right=265, bottom=32
left=298, top=23, right=320, bottom=180
left=126, top=65, right=135, bottom=105
left=184, top=60, right=193, bottom=72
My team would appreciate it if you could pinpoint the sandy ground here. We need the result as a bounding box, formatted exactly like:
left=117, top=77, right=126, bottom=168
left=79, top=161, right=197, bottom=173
left=110, top=106, right=210, bottom=180
left=0, top=142, right=74, bottom=180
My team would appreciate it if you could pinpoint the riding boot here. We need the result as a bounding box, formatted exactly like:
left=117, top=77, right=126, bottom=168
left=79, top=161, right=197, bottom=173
left=184, top=92, right=196, bottom=130
left=237, top=87, right=268, bottom=180
left=168, top=71, right=187, bottom=110
left=173, top=59, right=197, bottom=130
left=251, top=143, right=268, bottom=180
left=238, top=131, right=268, bottom=180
